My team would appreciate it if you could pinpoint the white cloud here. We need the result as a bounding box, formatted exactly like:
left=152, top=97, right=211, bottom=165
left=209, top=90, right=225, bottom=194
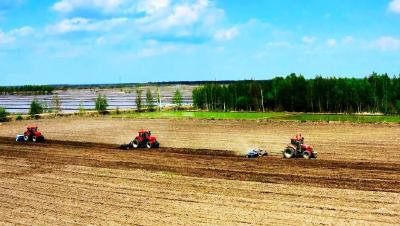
left=136, top=0, right=213, bottom=33
left=46, top=17, right=128, bottom=34
left=137, top=0, right=170, bottom=15
left=388, top=0, right=400, bottom=13
left=214, top=26, right=239, bottom=41
left=0, top=26, right=34, bottom=45
left=50, top=0, right=224, bottom=41
left=376, top=36, right=400, bottom=51
left=302, top=36, right=316, bottom=44
left=0, top=30, right=15, bottom=44
left=53, top=0, right=130, bottom=13
left=326, top=38, right=337, bottom=47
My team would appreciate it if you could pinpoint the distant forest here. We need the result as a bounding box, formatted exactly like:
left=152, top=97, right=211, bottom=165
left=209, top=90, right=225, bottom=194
left=0, top=85, right=54, bottom=95
left=192, top=73, right=400, bottom=114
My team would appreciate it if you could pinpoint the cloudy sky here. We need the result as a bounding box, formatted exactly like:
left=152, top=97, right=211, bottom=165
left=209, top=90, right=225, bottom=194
left=1, top=0, right=400, bottom=85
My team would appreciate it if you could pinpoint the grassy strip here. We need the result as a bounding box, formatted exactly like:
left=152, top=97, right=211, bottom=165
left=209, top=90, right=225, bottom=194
left=112, top=111, right=288, bottom=120
left=282, top=114, right=400, bottom=123
left=113, top=111, right=400, bottom=123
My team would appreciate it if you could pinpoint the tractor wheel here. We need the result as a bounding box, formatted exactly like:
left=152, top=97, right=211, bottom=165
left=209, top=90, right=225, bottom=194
left=302, top=152, right=311, bottom=159
left=24, top=135, right=29, bottom=142
left=146, top=141, right=152, bottom=149
left=283, top=147, right=295, bottom=158
left=132, top=139, right=139, bottom=148
left=32, top=136, right=37, bottom=142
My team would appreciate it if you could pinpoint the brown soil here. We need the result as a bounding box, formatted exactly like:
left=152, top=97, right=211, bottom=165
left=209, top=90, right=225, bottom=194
left=0, top=118, right=399, bottom=225
left=0, top=136, right=399, bottom=225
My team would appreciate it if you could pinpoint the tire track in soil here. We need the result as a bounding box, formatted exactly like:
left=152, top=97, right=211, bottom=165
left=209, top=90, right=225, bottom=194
left=2, top=173, right=398, bottom=224
left=0, top=137, right=399, bottom=192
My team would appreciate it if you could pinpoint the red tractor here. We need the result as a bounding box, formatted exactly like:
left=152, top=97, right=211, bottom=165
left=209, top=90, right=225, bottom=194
left=22, top=125, right=45, bottom=142
left=120, top=129, right=159, bottom=150
left=283, top=134, right=317, bottom=159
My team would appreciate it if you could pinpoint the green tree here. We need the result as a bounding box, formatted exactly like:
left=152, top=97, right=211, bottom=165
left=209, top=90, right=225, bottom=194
left=52, top=94, right=61, bottom=114
left=135, top=89, right=143, bottom=112
left=29, top=99, right=44, bottom=117
left=395, top=101, right=400, bottom=114
left=95, top=94, right=108, bottom=114
left=156, top=86, right=162, bottom=111
left=172, top=89, right=183, bottom=109
left=78, top=102, right=86, bottom=116
left=145, top=89, right=155, bottom=111
left=0, top=107, right=9, bottom=122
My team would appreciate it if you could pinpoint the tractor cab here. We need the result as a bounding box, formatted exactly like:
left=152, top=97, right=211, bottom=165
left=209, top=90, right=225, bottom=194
left=27, top=125, right=39, bottom=133
left=138, top=130, right=152, bottom=139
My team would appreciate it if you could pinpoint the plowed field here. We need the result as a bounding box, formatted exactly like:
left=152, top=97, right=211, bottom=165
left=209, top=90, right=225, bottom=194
left=0, top=118, right=399, bottom=225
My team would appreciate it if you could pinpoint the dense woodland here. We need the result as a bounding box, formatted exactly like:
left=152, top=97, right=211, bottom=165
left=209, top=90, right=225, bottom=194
left=0, top=85, right=54, bottom=95
left=192, top=73, right=400, bottom=114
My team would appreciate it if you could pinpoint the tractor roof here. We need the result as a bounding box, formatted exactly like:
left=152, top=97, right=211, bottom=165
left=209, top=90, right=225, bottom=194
left=138, top=129, right=150, bottom=133
left=27, top=125, right=38, bottom=129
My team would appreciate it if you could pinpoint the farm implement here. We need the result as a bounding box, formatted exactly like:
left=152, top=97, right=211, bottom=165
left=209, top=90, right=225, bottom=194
left=283, top=134, right=317, bottom=159
left=120, top=129, right=160, bottom=150
left=246, top=149, right=268, bottom=158
left=16, top=125, right=45, bottom=143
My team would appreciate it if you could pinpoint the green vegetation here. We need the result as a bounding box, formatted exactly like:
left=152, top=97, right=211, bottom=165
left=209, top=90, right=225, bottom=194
left=0, top=85, right=54, bottom=95
left=52, top=94, right=61, bottom=114
left=95, top=94, right=108, bottom=114
left=156, top=87, right=162, bottom=111
left=193, top=73, right=400, bottom=114
left=29, top=100, right=44, bottom=117
left=78, top=103, right=86, bottom=115
left=16, top=115, right=23, bottom=121
left=146, top=89, right=155, bottom=111
left=114, top=111, right=285, bottom=120
left=172, top=89, right=183, bottom=109
left=113, top=111, right=400, bottom=123
left=0, top=107, right=9, bottom=122
left=136, top=89, right=143, bottom=112
left=277, top=114, right=400, bottom=123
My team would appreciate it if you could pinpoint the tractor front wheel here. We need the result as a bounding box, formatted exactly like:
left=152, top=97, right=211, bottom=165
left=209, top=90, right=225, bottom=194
left=283, top=147, right=295, bottom=158
left=24, top=135, right=29, bottom=142
left=32, top=136, right=37, bottom=142
left=132, top=139, right=139, bottom=148
left=302, top=151, right=311, bottom=159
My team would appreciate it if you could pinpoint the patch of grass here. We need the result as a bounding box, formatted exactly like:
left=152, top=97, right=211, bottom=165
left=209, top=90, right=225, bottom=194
left=279, top=114, right=400, bottom=123
left=112, top=111, right=400, bottom=123
left=113, top=111, right=287, bottom=120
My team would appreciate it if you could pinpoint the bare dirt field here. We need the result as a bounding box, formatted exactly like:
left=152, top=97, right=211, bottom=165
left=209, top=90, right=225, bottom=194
left=0, top=117, right=399, bottom=225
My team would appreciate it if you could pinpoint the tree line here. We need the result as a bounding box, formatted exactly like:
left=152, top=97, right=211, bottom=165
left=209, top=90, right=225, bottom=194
left=84, top=88, right=184, bottom=114
left=0, top=85, right=54, bottom=95
left=192, top=73, right=400, bottom=114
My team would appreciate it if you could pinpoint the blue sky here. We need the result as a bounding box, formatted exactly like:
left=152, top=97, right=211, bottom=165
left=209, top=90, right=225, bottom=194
left=1, top=0, right=400, bottom=85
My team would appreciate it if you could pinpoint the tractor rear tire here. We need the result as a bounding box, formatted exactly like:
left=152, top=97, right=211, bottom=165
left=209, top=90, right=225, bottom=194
left=24, top=135, right=29, bottom=142
left=303, top=152, right=311, bottom=159
left=132, top=140, right=139, bottom=148
left=32, top=136, right=37, bottom=142
left=146, top=141, right=152, bottom=149
left=283, top=147, right=295, bottom=158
